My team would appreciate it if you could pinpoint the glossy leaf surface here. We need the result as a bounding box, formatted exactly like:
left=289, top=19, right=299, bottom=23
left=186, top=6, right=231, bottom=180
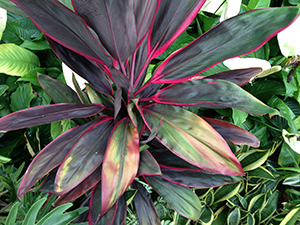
left=145, top=175, right=201, bottom=220
left=142, top=104, right=243, bottom=175
left=160, top=167, right=243, bottom=188
left=101, top=118, right=140, bottom=215
left=18, top=118, right=103, bottom=197
left=152, top=7, right=300, bottom=83
left=152, top=79, right=278, bottom=116
left=203, top=117, right=260, bottom=147
left=132, top=181, right=161, bottom=225
left=11, top=0, right=112, bottom=65
left=0, top=103, right=104, bottom=132
left=55, top=117, right=114, bottom=195
left=137, top=149, right=161, bottom=176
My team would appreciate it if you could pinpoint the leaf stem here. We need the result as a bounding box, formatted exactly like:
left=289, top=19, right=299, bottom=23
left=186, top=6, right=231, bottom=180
left=248, top=118, right=282, bottom=132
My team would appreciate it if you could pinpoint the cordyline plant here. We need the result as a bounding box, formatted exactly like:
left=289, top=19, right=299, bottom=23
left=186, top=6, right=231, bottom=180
left=0, top=0, right=299, bottom=224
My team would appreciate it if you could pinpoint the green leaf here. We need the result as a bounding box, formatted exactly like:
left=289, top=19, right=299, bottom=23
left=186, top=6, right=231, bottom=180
left=0, top=84, right=9, bottom=96
left=227, top=208, right=241, bottom=225
left=278, top=142, right=300, bottom=167
left=20, top=39, right=51, bottom=51
left=101, top=118, right=140, bottom=215
left=239, top=149, right=270, bottom=172
left=232, top=109, right=248, bottom=127
left=213, top=182, right=242, bottom=204
left=248, top=193, right=266, bottom=213
left=282, top=129, right=300, bottom=153
left=248, top=0, right=271, bottom=9
left=247, top=214, right=255, bottom=225
left=0, top=43, right=40, bottom=76
left=280, top=205, right=300, bottom=225
left=145, top=175, right=201, bottom=221
left=142, top=104, right=243, bottom=176
left=4, top=201, right=20, bottom=225
left=0, top=7, right=6, bottom=40
left=199, top=205, right=213, bottom=225
left=247, top=166, right=275, bottom=180
left=260, top=191, right=279, bottom=223
left=22, top=197, right=47, bottom=225
left=10, top=83, right=35, bottom=111
left=137, top=149, right=161, bottom=176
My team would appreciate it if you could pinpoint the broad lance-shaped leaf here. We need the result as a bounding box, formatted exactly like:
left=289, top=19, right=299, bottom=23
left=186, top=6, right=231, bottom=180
left=137, top=149, right=162, bottom=176
left=203, top=117, right=260, bottom=147
left=160, top=167, right=243, bottom=188
left=55, top=118, right=114, bottom=195
left=46, top=37, right=113, bottom=96
left=101, top=118, right=140, bottom=215
left=151, top=79, right=278, bottom=116
left=0, top=103, right=104, bottom=132
left=141, top=104, right=243, bottom=176
left=151, top=7, right=300, bottom=83
left=72, top=0, right=137, bottom=62
left=144, top=175, right=201, bottom=221
left=150, top=0, right=206, bottom=59
left=17, top=117, right=106, bottom=197
left=132, top=181, right=161, bottom=225
left=38, top=73, right=81, bottom=104
left=11, top=0, right=112, bottom=66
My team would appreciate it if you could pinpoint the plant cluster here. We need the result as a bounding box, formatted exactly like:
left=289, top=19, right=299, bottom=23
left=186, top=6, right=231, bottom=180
left=0, top=0, right=300, bottom=224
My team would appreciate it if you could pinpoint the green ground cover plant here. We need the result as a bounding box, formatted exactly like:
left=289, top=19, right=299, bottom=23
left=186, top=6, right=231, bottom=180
left=0, top=0, right=300, bottom=224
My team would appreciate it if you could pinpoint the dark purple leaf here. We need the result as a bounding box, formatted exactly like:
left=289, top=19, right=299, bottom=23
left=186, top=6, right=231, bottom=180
left=11, top=0, right=112, bottom=65
left=152, top=79, right=278, bottom=116
left=203, top=117, right=260, bottom=147
left=203, top=68, right=262, bottom=86
left=144, top=175, right=201, bottom=220
left=160, top=167, right=243, bottom=188
left=89, top=181, right=102, bottom=224
left=46, top=37, right=113, bottom=96
left=72, top=0, right=137, bottom=62
left=137, top=149, right=161, bottom=176
left=151, top=7, right=300, bottom=83
left=53, top=165, right=102, bottom=206
left=132, top=181, right=161, bottom=225
left=0, top=103, right=104, bottom=132
left=114, top=88, right=122, bottom=120
left=55, top=117, right=114, bottom=195
left=109, top=68, right=130, bottom=91
left=17, top=117, right=105, bottom=197
left=150, top=0, right=206, bottom=58
left=38, top=73, right=81, bottom=104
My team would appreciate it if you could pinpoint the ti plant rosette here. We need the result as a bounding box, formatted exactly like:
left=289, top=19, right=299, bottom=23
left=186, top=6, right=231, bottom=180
left=0, top=0, right=299, bottom=224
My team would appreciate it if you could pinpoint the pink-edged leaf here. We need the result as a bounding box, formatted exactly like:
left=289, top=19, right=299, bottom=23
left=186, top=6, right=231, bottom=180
left=17, top=117, right=103, bottom=197
left=203, top=117, right=260, bottom=147
left=149, top=147, right=200, bottom=170
left=132, top=181, right=161, bottom=225
left=0, top=103, right=104, bottom=132
left=72, top=0, right=136, bottom=62
left=33, top=168, right=57, bottom=194
left=96, top=195, right=127, bottom=225
left=109, top=68, right=130, bottom=91
left=37, top=73, right=81, bottom=104
left=150, top=0, right=206, bottom=59
left=152, top=79, right=278, bottom=116
left=54, top=117, right=114, bottom=195
left=11, top=0, right=112, bottom=66
left=46, top=37, right=113, bottom=96
left=142, top=104, right=243, bottom=176
left=144, top=175, right=201, bottom=221
left=203, top=68, right=262, bottom=86
left=53, top=165, right=102, bottom=206
left=160, top=167, right=243, bottom=188
left=152, top=7, right=300, bottom=83
left=137, top=149, right=162, bottom=177
left=89, top=181, right=102, bottom=224
left=101, top=118, right=140, bottom=215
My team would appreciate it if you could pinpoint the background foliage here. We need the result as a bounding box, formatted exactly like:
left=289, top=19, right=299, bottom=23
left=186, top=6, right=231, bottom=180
left=0, top=0, right=300, bottom=224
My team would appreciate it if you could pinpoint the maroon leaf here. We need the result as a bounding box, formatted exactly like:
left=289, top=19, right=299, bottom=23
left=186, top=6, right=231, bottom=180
left=203, top=117, right=260, bottom=147
left=203, top=68, right=262, bottom=86
left=160, top=167, right=243, bottom=188
left=89, top=181, right=102, bottom=224
left=38, top=73, right=81, bottom=104
left=137, top=149, right=162, bottom=176
left=132, top=181, right=161, bottom=225
left=46, top=37, right=113, bottom=96
left=151, top=7, right=300, bottom=83
left=53, top=165, right=102, bottom=206
left=17, top=117, right=105, bottom=197
left=101, top=118, right=140, bottom=215
left=72, top=0, right=137, bottom=62
left=0, top=103, right=104, bottom=132
left=150, top=0, right=206, bottom=58
left=11, top=0, right=112, bottom=65
left=55, top=117, right=114, bottom=195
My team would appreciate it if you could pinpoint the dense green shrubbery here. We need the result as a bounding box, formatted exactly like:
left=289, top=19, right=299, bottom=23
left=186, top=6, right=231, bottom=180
left=0, top=0, right=300, bottom=224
